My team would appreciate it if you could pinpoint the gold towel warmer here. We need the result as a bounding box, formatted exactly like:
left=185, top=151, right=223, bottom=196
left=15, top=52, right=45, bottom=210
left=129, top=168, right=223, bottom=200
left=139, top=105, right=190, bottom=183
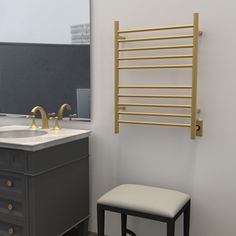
left=114, top=13, right=203, bottom=139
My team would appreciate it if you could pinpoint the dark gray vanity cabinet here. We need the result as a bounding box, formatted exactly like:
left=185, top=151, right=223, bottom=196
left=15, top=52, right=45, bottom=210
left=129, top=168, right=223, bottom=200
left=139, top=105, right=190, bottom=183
left=0, top=138, right=89, bottom=236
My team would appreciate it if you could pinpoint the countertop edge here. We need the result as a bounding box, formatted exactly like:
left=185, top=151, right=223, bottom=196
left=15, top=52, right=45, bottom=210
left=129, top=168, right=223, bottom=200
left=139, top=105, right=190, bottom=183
left=0, top=132, right=91, bottom=151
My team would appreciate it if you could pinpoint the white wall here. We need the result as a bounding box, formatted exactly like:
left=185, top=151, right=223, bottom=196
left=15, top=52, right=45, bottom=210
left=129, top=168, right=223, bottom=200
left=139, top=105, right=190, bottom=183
left=90, top=0, right=236, bottom=236
left=0, top=0, right=236, bottom=236
left=0, top=0, right=90, bottom=44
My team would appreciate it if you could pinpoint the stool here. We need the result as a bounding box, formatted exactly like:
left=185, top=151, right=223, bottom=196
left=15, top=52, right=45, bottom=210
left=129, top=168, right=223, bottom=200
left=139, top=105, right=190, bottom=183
left=97, top=184, right=190, bottom=236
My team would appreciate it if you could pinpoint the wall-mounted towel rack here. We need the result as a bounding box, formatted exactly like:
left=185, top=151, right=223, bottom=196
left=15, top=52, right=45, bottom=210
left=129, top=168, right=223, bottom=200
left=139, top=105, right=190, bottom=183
left=114, top=13, right=203, bottom=139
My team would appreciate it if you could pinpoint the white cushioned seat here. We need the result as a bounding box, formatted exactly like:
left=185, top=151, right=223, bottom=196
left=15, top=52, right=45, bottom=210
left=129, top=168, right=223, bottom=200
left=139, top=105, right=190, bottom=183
left=98, top=184, right=190, bottom=218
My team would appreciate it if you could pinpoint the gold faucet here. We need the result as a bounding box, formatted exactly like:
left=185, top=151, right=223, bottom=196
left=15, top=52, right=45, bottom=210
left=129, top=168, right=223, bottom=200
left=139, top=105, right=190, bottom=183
left=31, top=106, right=49, bottom=129
left=51, top=117, right=61, bottom=130
left=48, top=113, right=61, bottom=130
left=27, top=114, right=38, bottom=129
left=58, top=104, right=71, bottom=120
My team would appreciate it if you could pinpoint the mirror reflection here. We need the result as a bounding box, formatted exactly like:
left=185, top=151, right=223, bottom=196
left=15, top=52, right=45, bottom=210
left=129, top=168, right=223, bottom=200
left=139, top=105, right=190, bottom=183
left=0, top=0, right=91, bottom=118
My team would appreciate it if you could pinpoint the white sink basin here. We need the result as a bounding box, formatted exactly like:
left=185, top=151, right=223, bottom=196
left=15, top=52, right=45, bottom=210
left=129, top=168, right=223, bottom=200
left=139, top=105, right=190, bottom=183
left=0, top=126, right=91, bottom=151
left=0, top=130, right=47, bottom=138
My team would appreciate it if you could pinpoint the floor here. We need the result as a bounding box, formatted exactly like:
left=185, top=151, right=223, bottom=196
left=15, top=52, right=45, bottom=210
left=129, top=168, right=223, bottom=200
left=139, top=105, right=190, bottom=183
left=63, top=229, right=96, bottom=236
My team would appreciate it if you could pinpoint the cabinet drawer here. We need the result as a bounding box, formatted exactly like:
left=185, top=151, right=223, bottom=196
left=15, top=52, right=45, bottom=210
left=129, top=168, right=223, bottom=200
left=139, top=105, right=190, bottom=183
left=0, top=149, right=26, bottom=172
left=0, top=220, right=24, bottom=236
left=0, top=173, right=25, bottom=198
left=27, top=138, right=88, bottom=175
left=0, top=198, right=24, bottom=219
left=0, top=150, right=11, bottom=168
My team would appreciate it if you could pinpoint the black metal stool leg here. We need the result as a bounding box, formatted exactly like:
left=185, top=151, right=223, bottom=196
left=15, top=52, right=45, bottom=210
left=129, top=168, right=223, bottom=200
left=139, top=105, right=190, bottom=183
left=126, top=229, right=136, bottom=236
left=97, top=205, right=105, bottom=236
left=184, top=202, right=190, bottom=236
left=121, top=214, right=127, bottom=236
left=167, top=220, right=175, bottom=236
left=121, top=214, right=136, bottom=236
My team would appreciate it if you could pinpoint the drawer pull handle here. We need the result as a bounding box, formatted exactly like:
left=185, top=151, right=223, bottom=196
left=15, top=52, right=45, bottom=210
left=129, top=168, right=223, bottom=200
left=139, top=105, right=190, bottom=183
left=7, top=203, right=14, bottom=211
left=6, top=180, right=13, bottom=188
left=8, top=227, right=14, bottom=235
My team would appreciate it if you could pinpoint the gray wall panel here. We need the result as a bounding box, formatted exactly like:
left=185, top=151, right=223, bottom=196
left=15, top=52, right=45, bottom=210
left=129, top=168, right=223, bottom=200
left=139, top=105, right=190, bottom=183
left=0, top=43, right=90, bottom=116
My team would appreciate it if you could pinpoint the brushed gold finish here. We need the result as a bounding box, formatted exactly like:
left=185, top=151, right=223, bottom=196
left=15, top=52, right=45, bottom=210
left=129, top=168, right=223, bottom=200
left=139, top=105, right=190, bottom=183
left=119, top=35, right=126, bottom=39
left=53, top=118, right=61, bottom=130
left=119, top=34, right=194, bottom=43
left=191, top=13, right=199, bottom=139
left=48, top=112, right=56, bottom=118
left=196, top=119, right=203, bottom=136
left=69, top=114, right=78, bottom=120
left=118, top=120, right=191, bottom=127
left=119, top=106, right=126, bottom=111
left=118, top=54, right=193, bottom=61
left=58, top=104, right=72, bottom=120
left=31, top=106, right=49, bottom=129
left=119, top=64, right=192, bottom=70
left=118, top=94, right=192, bottom=98
left=50, top=116, right=61, bottom=130
left=8, top=227, right=14, bottom=235
left=118, top=85, right=192, bottom=89
left=118, top=103, right=192, bottom=108
left=115, top=13, right=203, bottom=138
left=119, top=111, right=191, bottom=118
left=27, top=114, right=38, bottom=129
left=6, top=180, right=13, bottom=188
left=119, top=31, right=201, bottom=42
left=118, top=24, right=194, bottom=34
left=119, top=44, right=193, bottom=52
left=114, top=21, right=120, bottom=133
left=7, top=203, right=14, bottom=211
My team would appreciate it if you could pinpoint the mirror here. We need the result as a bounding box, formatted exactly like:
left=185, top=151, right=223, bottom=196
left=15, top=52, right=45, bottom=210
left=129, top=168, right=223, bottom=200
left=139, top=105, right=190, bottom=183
left=0, top=0, right=91, bottom=119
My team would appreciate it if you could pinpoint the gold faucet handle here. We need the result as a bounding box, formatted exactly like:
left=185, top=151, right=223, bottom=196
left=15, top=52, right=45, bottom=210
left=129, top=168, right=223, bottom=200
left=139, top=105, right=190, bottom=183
left=49, top=116, right=61, bottom=130
left=69, top=114, right=77, bottom=121
left=26, top=114, right=38, bottom=129
left=48, top=112, right=56, bottom=118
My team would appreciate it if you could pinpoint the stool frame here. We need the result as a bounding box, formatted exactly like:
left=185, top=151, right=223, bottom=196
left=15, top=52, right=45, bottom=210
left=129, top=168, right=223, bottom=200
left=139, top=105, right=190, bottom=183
left=97, top=200, right=190, bottom=236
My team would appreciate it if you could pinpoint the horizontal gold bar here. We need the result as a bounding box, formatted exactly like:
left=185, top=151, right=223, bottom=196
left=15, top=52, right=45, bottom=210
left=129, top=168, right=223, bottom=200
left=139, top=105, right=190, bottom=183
left=118, top=31, right=202, bottom=39
left=118, top=111, right=191, bottom=118
left=118, top=120, right=191, bottom=127
left=118, top=85, right=192, bottom=89
left=118, top=103, right=192, bottom=108
left=118, top=24, right=194, bottom=34
left=119, top=64, right=192, bottom=69
left=118, top=54, right=193, bottom=60
left=119, top=36, right=126, bottom=39
left=119, top=34, right=194, bottom=43
left=118, top=94, right=192, bottom=98
left=118, top=44, right=193, bottom=52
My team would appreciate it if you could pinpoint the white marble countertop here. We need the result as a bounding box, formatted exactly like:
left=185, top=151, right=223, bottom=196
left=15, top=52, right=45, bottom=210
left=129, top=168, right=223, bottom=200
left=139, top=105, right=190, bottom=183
left=0, top=125, right=91, bottom=151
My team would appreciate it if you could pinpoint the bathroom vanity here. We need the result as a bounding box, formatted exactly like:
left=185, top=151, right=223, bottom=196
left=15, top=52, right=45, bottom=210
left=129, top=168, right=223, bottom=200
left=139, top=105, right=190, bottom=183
left=0, top=126, right=90, bottom=236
